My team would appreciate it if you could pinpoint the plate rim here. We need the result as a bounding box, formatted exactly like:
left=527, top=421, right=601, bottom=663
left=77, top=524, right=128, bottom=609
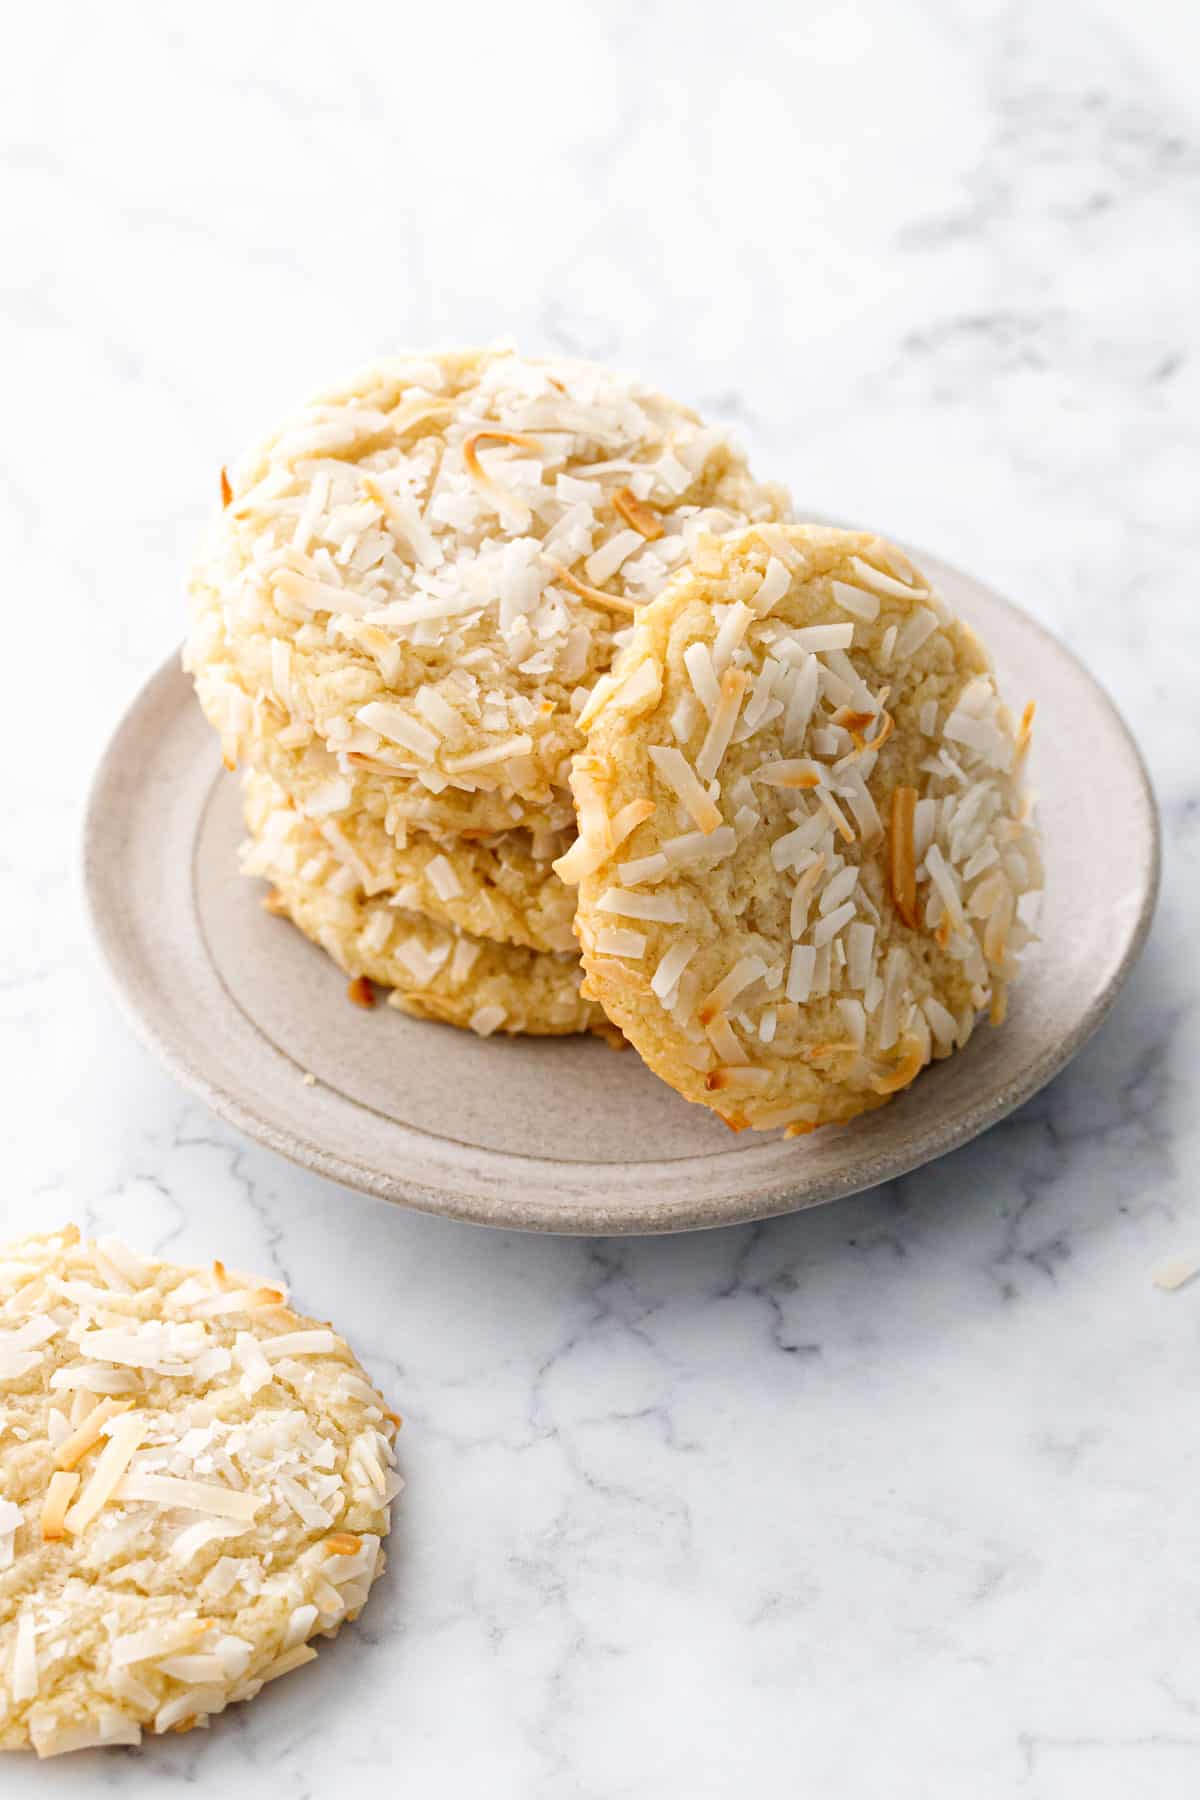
left=82, top=558, right=1162, bottom=1235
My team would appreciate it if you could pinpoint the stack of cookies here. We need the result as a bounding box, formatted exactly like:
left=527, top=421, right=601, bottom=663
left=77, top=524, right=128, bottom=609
left=185, top=349, right=788, bottom=1041
left=187, top=348, right=1041, bottom=1132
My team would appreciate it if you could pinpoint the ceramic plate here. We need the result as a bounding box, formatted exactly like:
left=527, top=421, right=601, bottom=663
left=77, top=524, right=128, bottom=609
left=83, top=545, right=1159, bottom=1234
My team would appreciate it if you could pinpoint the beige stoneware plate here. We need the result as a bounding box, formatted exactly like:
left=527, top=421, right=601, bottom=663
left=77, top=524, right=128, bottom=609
left=83, top=544, right=1159, bottom=1235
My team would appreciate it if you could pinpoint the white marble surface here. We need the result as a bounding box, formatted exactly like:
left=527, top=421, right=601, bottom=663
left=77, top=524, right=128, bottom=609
left=3, top=0, right=1199, bottom=1792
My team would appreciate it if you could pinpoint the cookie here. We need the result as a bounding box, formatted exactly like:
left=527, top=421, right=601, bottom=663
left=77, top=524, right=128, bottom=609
left=565, top=525, right=1041, bottom=1131
left=243, top=788, right=602, bottom=1037
left=0, top=1226, right=399, bottom=1757
left=185, top=347, right=788, bottom=829
left=194, top=656, right=577, bottom=841
left=243, top=768, right=577, bottom=955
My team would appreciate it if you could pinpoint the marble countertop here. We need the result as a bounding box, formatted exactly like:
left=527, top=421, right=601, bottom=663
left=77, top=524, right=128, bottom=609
left=4, top=1, right=1199, bottom=1792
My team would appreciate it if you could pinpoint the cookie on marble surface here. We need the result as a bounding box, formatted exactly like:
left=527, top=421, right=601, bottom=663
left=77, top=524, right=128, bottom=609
left=0, top=1226, right=400, bottom=1758
left=564, top=524, right=1041, bottom=1131
left=242, top=768, right=577, bottom=955
left=184, top=346, right=788, bottom=829
left=243, top=787, right=602, bottom=1037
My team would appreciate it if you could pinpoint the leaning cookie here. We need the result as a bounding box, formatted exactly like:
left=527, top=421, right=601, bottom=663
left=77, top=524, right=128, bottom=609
left=243, top=791, right=602, bottom=1038
left=242, top=768, right=578, bottom=955
left=0, top=1226, right=399, bottom=1758
left=563, top=525, right=1041, bottom=1132
left=185, top=346, right=788, bottom=830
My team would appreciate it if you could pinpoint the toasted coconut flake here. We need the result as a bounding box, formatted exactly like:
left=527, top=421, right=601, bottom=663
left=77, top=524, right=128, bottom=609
left=648, top=746, right=723, bottom=835
left=587, top=527, right=646, bottom=586
left=574, top=673, right=620, bottom=732
left=469, top=1004, right=506, bottom=1037
left=894, top=606, right=940, bottom=660
left=386, top=396, right=455, bottom=437
left=846, top=920, right=876, bottom=991
left=41, top=1471, right=80, bottom=1540
left=552, top=836, right=608, bottom=885
left=698, top=956, right=768, bottom=1025
left=711, top=603, right=753, bottom=675
left=650, top=936, right=699, bottom=1002
left=220, top=467, right=232, bottom=508
left=619, top=850, right=671, bottom=885
left=704, top=1012, right=747, bottom=1065
left=445, top=734, right=534, bottom=773
left=817, top=789, right=856, bottom=844
left=262, top=1328, right=338, bottom=1359
left=832, top=708, right=877, bottom=737
left=170, top=1519, right=245, bottom=1564
left=347, top=975, right=375, bottom=1010
left=571, top=759, right=614, bottom=852
left=597, top=887, right=686, bottom=924
left=705, top=1066, right=772, bottom=1093
left=323, top=1532, right=362, bottom=1557
left=877, top=947, right=910, bottom=1051
left=754, top=759, right=823, bottom=790
left=752, top=523, right=801, bottom=567
left=356, top=701, right=440, bottom=762
left=788, top=623, right=855, bottom=653
left=983, top=883, right=1015, bottom=966
left=786, top=944, right=816, bottom=1003
left=989, top=982, right=1008, bottom=1026
left=12, top=1606, right=37, bottom=1702
left=54, top=1397, right=133, bottom=1472
left=64, top=1412, right=147, bottom=1536
left=751, top=556, right=792, bottom=616
left=594, top=926, right=647, bottom=960
left=870, top=1036, right=925, bottom=1095
left=889, top=786, right=920, bottom=928
left=837, top=767, right=883, bottom=842
left=661, top=824, right=737, bottom=867
left=858, top=710, right=894, bottom=755
left=1016, top=699, right=1036, bottom=752
left=770, top=809, right=827, bottom=873
left=543, top=555, right=637, bottom=616
left=925, top=843, right=967, bottom=933
left=801, top=1041, right=858, bottom=1065
left=696, top=668, right=748, bottom=782
left=261, top=1643, right=318, bottom=1684
left=612, top=485, right=664, bottom=540
left=789, top=855, right=827, bottom=938
left=96, top=1237, right=153, bottom=1288
left=462, top=428, right=541, bottom=513
left=683, top=642, right=721, bottom=717
left=558, top=795, right=654, bottom=885
left=49, top=1364, right=141, bottom=1396
left=611, top=660, right=663, bottom=719
left=115, top=1472, right=265, bottom=1521
left=812, top=899, right=857, bottom=947
left=829, top=580, right=880, bottom=622
left=868, top=542, right=923, bottom=588
left=848, top=554, right=929, bottom=601
left=345, top=750, right=426, bottom=779
left=838, top=997, right=867, bottom=1048
left=610, top=798, right=656, bottom=847
left=1152, top=1253, right=1200, bottom=1293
